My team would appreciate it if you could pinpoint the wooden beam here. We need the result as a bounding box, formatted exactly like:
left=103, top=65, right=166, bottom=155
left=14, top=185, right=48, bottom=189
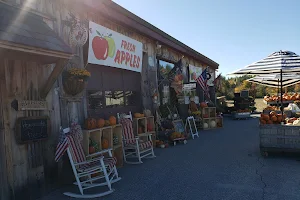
left=40, top=59, right=67, bottom=99
left=0, top=41, right=72, bottom=60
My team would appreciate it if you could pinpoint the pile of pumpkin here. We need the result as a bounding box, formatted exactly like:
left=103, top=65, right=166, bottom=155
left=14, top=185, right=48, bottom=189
left=85, top=116, right=117, bottom=130
left=264, top=93, right=300, bottom=102
left=260, top=111, right=286, bottom=125
left=263, top=106, right=280, bottom=111
left=236, top=108, right=250, bottom=113
left=169, top=132, right=185, bottom=140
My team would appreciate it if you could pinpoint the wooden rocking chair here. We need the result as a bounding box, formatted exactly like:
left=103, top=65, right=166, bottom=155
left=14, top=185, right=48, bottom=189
left=117, top=112, right=156, bottom=164
left=59, top=128, right=121, bottom=198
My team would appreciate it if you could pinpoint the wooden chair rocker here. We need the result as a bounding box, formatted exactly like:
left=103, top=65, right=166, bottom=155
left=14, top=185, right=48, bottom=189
left=55, top=128, right=121, bottom=198
left=117, top=112, right=156, bottom=164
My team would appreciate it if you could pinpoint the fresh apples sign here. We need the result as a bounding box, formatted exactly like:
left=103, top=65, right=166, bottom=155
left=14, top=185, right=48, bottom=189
left=88, top=21, right=143, bottom=73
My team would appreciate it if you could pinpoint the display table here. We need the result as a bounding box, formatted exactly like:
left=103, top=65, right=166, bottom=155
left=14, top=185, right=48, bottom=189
left=259, top=124, right=300, bottom=157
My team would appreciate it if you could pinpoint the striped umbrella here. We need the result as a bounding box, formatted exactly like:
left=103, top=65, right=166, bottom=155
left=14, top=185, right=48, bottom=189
left=247, top=74, right=300, bottom=88
left=230, top=50, right=300, bottom=119
left=230, top=50, right=300, bottom=75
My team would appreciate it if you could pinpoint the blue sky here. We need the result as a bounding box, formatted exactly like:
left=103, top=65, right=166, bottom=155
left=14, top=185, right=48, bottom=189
left=112, top=0, right=300, bottom=77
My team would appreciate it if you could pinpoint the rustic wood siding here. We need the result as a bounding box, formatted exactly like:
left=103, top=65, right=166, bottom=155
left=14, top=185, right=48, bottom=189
left=0, top=59, right=62, bottom=199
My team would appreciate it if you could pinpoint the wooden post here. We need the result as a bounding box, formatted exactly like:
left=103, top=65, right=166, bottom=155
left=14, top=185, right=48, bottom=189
left=40, top=59, right=67, bottom=99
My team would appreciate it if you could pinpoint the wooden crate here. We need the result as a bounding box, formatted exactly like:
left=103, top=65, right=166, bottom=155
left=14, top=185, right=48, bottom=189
left=112, top=125, right=122, bottom=150
left=259, top=124, right=300, bottom=153
left=101, top=126, right=113, bottom=150
left=133, top=117, right=147, bottom=135
left=82, top=128, right=102, bottom=155
left=146, top=116, right=156, bottom=147
left=113, top=146, right=123, bottom=168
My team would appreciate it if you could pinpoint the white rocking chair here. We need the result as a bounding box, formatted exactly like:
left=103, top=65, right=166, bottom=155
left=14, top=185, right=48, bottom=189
left=61, top=128, right=121, bottom=198
left=117, top=113, right=156, bottom=164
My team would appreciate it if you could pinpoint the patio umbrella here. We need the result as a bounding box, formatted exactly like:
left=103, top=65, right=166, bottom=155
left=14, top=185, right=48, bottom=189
left=247, top=74, right=300, bottom=88
left=229, top=50, right=300, bottom=119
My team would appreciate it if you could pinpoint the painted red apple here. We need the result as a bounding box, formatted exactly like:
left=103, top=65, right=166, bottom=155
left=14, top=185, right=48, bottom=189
left=92, top=36, right=108, bottom=60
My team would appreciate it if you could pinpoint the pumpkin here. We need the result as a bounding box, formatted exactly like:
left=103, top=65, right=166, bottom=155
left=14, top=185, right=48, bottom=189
left=262, top=114, right=270, bottom=121
left=143, top=109, right=152, bottom=117
left=104, top=120, right=110, bottom=126
left=260, top=119, right=266, bottom=124
left=139, top=113, right=145, bottom=117
left=267, top=120, right=273, bottom=124
left=277, top=115, right=282, bottom=122
left=271, top=116, right=277, bottom=122
left=96, top=118, right=105, bottom=128
left=89, top=146, right=95, bottom=154
left=109, top=116, right=117, bottom=125
left=85, top=118, right=96, bottom=130
left=200, top=102, right=208, bottom=108
left=203, top=123, right=209, bottom=129
left=210, top=120, right=216, bottom=128
left=134, top=113, right=141, bottom=118
left=102, top=138, right=109, bottom=149
left=269, top=111, right=277, bottom=117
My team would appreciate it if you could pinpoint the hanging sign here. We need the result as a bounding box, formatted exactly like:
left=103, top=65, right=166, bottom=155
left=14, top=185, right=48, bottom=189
left=88, top=21, right=143, bottom=73
left=189, top=65, right=202, bottom=82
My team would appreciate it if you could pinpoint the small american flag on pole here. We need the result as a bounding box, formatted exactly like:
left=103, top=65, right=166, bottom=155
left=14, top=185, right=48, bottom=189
left=195, top=67, right=210, bottom=99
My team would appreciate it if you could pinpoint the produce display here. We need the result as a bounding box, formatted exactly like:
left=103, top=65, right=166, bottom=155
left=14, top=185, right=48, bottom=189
left=85, top=116, right=118, bottom=130
left=233, top=108, right=251, bottom=113
left=259, top=111, right=287, bottom=125
left=263, top=106, right=280, bottom=111
left=264, top=93, right=300, bottom=102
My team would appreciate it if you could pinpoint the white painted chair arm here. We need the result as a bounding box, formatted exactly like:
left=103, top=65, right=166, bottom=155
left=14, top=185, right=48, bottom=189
left=86, top=148, right=113, bottom=158
left=74, top=156, right=104, bottom=166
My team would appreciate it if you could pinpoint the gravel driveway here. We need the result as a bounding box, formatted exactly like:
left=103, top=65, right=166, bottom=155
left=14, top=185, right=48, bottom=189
left=41, top=115, right=300, bottom=200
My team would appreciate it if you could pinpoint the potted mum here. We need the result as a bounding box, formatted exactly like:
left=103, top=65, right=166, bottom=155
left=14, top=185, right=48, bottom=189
left=62, top=67, right=91, bottom=96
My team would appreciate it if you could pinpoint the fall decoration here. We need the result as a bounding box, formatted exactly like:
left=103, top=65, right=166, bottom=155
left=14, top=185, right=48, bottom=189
left=109, top=116, right=117, bottom=125
left=63, top=67, right=91, bottom=96
left=200, top=102, right=208, bottom=108
left=101, top=138, right=109, bottom=149
left=96, top=118, right=105, bottom=128
left=85, top=118, right=96, bottom=130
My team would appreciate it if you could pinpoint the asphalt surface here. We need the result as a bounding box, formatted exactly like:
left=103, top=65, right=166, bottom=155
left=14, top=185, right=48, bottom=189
left=41, top=115, right=300, bottom=200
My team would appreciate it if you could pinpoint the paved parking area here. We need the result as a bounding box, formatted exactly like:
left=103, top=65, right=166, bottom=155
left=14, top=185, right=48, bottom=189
left=41, top=115, right=300, bottom=200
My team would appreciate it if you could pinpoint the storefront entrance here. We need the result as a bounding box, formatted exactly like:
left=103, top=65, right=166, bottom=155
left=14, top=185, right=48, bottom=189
left=86, top=65, right=142, bottom=118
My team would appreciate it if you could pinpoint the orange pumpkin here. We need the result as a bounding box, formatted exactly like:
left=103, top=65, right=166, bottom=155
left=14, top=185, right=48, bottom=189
left=96, top=118, right=105, bottom=128
left=269, top=111, right=277, bottom=117
left=85, top=118, right=96, bottom=130
left=200, top=102, right=208, bottom=108
left=271, top=116, right=277, bottom=122
left=262, top=114, right=270, bottom=121
left=267, top=120, right=273, bottom=124
left=109, top=116, right=117, bottom=125
left=260, top=119, right=266, bottom=124
left=134, top=113, right=141, bottom=118
left=102, top=138, right=109, bottom=149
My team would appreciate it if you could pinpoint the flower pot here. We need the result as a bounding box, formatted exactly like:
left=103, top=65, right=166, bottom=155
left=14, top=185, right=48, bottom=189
left=63, top=76, right=87, bottom=96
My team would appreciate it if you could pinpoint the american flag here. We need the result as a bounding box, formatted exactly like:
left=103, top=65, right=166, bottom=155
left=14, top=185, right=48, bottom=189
left=195, top=67, right=210, bottom=99
left=54, top=127, right=69, bottom=162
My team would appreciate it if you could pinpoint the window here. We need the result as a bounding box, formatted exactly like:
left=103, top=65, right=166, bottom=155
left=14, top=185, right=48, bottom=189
left=87, top=90, right=104, bottom=110
left=105, top=91, right=124, bottom=108
left=125, top=91, right=141, bottom=106
left=158, top=60, right=175, bottom=81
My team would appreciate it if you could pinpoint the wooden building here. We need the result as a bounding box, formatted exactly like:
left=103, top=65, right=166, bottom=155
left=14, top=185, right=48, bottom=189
left=0, top=0, right=219, bottom=199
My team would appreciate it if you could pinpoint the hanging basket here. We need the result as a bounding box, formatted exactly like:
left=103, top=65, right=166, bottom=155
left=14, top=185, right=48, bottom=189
left=62, top=68, right=91, bottom=96
left=63, top=76, right=87, bottom=96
